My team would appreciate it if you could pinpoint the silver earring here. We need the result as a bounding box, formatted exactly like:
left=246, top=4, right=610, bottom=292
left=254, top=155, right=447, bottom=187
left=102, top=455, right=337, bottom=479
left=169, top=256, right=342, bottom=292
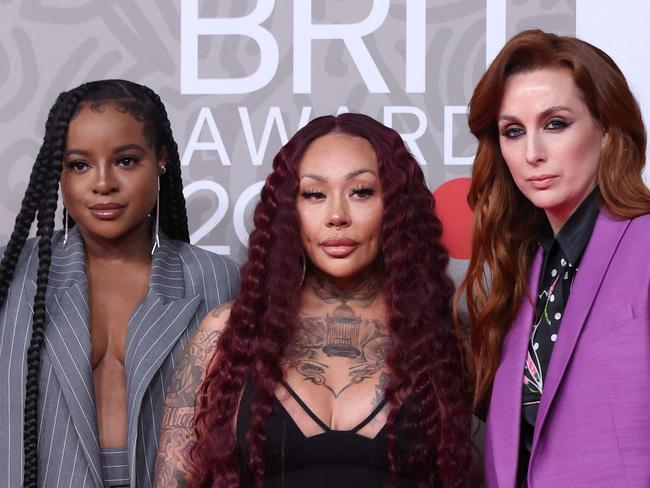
left=63, top=208, right=69, bottom=248
left=151, top=165, right=167, bottom=255
left=151, top=176, right=161, bottom=255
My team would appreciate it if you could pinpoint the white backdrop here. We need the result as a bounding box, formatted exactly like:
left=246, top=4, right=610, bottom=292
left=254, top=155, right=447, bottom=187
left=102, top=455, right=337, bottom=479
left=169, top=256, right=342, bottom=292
left=576, top=0, right=650, bottom=183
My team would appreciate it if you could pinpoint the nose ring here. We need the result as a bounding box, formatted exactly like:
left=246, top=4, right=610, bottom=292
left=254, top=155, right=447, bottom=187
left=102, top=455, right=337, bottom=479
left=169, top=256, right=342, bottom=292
left=336, top=225, right=341, bottom=231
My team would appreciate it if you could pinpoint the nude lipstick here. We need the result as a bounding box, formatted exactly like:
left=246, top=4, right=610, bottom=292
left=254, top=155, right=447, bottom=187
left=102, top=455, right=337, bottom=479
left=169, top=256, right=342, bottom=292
left=320, top=237, right=359, bottom=258
left=527, top=174, right=558, bottom=190
left=89, top=202, right=126, bottom=220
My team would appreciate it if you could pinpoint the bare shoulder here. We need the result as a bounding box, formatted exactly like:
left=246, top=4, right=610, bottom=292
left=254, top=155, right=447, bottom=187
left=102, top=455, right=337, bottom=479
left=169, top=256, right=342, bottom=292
left=194, top=302, right=232, bottom=345
left=163, top=301, right=233, bottom=410
left=205, top=301, right=233, bottom=331
left=186, top=301, right=233, bottom=364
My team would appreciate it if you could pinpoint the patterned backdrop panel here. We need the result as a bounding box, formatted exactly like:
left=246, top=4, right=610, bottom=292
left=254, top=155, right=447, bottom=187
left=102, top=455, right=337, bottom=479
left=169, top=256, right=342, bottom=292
left=5, top=0, right=645, bottom=268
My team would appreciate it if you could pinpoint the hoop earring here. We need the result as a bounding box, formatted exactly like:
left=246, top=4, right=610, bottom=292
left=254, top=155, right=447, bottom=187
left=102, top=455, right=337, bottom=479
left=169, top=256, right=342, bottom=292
left=299, top=253, right=307, bottom=289
left=151, top=176, right=161, bottom=255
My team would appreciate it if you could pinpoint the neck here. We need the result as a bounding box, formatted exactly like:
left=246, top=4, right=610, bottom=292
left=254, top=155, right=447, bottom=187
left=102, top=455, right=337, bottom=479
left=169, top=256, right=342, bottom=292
left=79, top=220, right=153, bottom=263
left=545, top=185, right=597, bottom=235
left=305, top=265, right=381, bottom=308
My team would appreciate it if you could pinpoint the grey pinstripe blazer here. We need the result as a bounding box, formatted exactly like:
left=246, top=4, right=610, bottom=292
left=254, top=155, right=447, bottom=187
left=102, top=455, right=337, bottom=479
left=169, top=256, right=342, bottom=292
left=0, top=227, right=239, bottom=487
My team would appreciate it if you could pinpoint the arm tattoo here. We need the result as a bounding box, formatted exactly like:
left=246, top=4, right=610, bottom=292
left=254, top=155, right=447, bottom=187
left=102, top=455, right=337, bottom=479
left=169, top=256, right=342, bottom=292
left=153, top=306, right=227, bottom=488
left=165, top=327, right=221, bottom=408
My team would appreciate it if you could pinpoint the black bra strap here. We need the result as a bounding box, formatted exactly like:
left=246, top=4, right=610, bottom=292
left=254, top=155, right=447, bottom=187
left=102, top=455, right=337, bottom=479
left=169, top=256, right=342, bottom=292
left=280, top=380, right=331, bottom=431
left=280, top=379, right=390, bottom=434
left=351, top=397, right=388, bottom=433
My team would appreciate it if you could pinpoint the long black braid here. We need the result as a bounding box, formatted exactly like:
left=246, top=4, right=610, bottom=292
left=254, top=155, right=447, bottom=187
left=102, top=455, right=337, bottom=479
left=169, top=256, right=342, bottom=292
left=138, top=84, right=190, bottom=242
left=0, top=91, right=68, bottom=307
left=0, top=79, right=189, bottom=487
left=23, top=85, right=92, bottom=487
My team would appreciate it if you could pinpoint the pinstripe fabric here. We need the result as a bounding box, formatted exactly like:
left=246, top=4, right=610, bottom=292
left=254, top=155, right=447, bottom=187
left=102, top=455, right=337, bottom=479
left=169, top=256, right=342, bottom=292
left=100, top=448, right=129, bottom=487
left=0, top=227, right=239, bottom=487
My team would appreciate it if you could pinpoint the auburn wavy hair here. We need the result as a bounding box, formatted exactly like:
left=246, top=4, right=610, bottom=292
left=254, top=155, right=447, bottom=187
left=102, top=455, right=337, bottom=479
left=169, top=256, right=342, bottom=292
left=190, top=113, right=472, bottom=487
left=460, top=29, right=650, bottom=409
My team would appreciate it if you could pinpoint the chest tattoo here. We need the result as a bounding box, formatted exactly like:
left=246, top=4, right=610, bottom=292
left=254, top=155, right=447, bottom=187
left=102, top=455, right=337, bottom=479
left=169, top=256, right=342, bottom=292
left=283, top=291, right=390, bottom=397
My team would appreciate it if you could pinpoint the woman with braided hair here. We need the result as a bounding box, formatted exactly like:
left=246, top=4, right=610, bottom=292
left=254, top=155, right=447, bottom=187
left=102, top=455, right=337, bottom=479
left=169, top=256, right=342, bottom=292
left=0, top=79, right=239, bottom=488
left=153, top=113, right=472, bottom=488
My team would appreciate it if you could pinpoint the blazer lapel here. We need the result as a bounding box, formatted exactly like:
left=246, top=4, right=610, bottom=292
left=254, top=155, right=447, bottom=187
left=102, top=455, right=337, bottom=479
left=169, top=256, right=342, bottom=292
left=530, top=210, right=630, bottom=457
left=487, top=248, right=543, bottom=488
left=24, top=228, right=104, bottom=488
left=124, top=236, right=201, bottom=473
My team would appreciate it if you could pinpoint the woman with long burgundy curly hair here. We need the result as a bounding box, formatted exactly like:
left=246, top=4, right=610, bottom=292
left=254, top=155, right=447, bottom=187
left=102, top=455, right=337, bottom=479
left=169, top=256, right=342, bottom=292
left=461, top=30, right=650, bottom=487
left=153, top=113, right=472, bottom=488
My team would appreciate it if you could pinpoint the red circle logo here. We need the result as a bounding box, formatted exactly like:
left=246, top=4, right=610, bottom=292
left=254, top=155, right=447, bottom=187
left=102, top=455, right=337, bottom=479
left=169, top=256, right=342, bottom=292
left=433, top=177, right=473, bottom=260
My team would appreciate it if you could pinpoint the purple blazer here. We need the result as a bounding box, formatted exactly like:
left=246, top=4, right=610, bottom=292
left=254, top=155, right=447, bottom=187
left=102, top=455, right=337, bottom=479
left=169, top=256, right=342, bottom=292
left=484, top=209, right=650, bottom=488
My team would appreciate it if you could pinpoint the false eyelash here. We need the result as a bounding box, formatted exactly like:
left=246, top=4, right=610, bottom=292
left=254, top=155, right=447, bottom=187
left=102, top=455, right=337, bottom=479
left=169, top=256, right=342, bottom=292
left=351, top=185, right=375, bottom=196
left=300, top=189, right=326, bottom=199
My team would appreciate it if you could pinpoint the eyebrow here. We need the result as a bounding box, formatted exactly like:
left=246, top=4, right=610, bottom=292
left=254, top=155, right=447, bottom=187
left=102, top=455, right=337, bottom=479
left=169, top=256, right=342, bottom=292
left=498, top=105, right=575, bottom=122
left=63, top=148, right=91, bottom=157
left=300, top=168, right=377, bottom=181
left=64, top=143, right=147, bottom=157
left=113, top=143, right=147, bottom=153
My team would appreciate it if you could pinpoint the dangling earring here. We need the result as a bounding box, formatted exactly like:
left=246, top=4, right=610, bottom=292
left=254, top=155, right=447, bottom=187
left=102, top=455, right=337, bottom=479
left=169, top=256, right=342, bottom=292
left=299, top=253, right=307, bottom=288
left=63, top=208, right=69, bottom=248
left=151, top=165, right=166, bottom=255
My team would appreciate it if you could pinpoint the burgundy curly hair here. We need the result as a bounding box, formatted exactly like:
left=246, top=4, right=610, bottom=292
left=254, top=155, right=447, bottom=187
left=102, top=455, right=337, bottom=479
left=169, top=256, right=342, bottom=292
left=190, top=113, right=471, bottom=488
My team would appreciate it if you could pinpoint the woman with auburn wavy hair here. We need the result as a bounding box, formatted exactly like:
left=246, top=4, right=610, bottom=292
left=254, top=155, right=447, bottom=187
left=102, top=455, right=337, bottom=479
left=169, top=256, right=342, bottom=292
left=153, top=113, right=472, bottom=488
left=461, top=29, right=650, bottom=487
